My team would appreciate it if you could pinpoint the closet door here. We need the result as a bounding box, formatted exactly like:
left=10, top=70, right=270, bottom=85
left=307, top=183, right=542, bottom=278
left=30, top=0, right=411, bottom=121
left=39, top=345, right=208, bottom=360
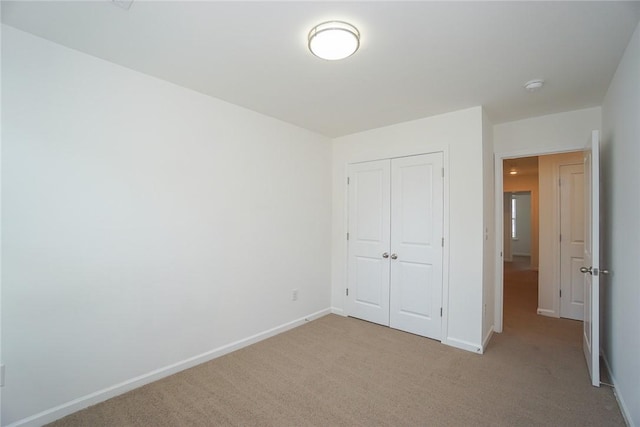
left=389, top=153, right=443, bottom=339
left=346, top=160, right=391, bottom=326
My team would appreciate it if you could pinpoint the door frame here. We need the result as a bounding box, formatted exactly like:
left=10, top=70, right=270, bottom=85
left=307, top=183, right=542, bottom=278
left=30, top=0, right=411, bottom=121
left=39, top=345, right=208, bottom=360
left=344, top=150, right=450, bottom=343
left=494, top=145, right=585, bottom=333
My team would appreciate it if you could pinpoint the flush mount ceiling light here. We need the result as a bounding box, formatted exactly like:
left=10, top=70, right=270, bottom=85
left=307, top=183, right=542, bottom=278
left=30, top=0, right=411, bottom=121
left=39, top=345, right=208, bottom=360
left=524, top=79, right=544, bottom=92
left=308, top=21, right=360, bottom=60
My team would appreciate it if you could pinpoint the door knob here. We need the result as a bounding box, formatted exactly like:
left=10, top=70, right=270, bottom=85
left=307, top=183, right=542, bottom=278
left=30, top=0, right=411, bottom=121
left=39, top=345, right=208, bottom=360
left=382, top=252, right=389, bottom=259
left=390, top=253, right=398, bottom=260
left=601, top=269, right=610, bottom=275
left=580, top=266, right=593, bottom=274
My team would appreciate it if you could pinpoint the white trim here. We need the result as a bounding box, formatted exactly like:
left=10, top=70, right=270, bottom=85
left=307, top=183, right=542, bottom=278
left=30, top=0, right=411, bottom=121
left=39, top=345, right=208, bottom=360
left=342, top=161, right=350, bottom=318
left=444, top=337, right=483, bottom=354
left=482, top=327, right=494, bottom=353
left=441, top=149, right=451, bottom=345
left=536, top=308, right=557, bottom=318
left=6, top=308, right=332, bottom=427
left=494, top=144, right=585, bottom=333
left=550, top=159, right=562, bottom=317
left=601, top=353, right=634, bottom=427
left=494, top=155, right=505, bottom=333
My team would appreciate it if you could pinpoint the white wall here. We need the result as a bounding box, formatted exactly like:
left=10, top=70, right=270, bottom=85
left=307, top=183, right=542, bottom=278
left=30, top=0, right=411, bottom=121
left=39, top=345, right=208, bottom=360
left=1, top=26, right=332, bottom=426
left=0, top=10, right=4, bottom=427
left=494, top=107, right=602, bottom=155
left=331, top=106, right=487, bottom=353
left=601, top=20, right=640, bottom=427
left=481, top=110, right=495, bottom=348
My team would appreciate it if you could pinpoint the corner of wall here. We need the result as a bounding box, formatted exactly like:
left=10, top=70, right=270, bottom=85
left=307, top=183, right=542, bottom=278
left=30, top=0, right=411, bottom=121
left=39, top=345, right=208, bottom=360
left=481, top=107, right=496, bottom=343
left=600, top=18, right=640, bottom=427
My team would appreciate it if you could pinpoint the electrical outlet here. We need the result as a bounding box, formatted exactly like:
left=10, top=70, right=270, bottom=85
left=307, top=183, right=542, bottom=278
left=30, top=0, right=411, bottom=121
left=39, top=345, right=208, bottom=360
left=292, top=289, right=298, bottom=301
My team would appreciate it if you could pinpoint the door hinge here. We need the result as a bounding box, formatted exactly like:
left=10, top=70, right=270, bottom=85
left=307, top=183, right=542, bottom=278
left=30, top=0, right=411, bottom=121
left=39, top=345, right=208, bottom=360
left=440, top=307, right=443, bottom=317
left=560, top=289, right=562, bottom=298
left=346, top=288, right=349, bottom=296
left=559, top=234, right=562, bottom=243
left=559, top=178, right=562, bottom=186
left=441, top=237, right=444, bottom=247
left=346, top=232, right=350, bottom=241
left=347, top=177, right=350, bottom=185
left=441, top=167, right=444, bottom=178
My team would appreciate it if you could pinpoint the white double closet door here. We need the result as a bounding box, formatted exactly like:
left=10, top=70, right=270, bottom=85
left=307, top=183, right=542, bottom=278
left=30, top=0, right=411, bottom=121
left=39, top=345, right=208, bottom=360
left=347, top=153, right=444, bottom=340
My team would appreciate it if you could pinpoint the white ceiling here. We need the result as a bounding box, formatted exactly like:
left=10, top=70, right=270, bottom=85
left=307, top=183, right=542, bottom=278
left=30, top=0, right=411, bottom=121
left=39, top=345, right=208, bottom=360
left=2, top=1, right=640, bottom=138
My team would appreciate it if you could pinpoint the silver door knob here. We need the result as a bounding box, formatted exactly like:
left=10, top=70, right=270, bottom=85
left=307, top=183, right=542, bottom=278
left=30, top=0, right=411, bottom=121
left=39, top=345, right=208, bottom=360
left=382, top=252, right=389, bottom=258
left=390, top=253, right=398, bottom=260
left=601, top=269, right=610, bottom=275
left=580, top=266, right=592, bottom=274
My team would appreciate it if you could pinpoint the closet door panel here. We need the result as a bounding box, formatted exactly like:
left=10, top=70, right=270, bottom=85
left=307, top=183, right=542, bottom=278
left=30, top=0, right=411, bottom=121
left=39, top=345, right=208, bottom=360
left=390, top=153, right=443, bottom=339
left=347, top=160, right=391, bottom=326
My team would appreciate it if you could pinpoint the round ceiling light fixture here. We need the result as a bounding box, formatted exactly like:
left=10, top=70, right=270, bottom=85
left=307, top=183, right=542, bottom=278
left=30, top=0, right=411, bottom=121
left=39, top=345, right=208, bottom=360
left=524, top=79, right=544, bottom=92
left=308, top=21, right=360, bottom=60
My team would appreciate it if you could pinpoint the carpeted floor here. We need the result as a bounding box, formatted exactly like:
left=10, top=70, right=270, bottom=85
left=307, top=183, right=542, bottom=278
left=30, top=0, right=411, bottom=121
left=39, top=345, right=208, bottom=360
left=48, top=263, right=624, bottom=426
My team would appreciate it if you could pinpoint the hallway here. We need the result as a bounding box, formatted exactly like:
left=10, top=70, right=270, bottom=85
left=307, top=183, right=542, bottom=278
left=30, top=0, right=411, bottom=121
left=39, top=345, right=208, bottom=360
left=503, top=255, right=580, bottom=340
left=504, top=256, right=582, bottom=336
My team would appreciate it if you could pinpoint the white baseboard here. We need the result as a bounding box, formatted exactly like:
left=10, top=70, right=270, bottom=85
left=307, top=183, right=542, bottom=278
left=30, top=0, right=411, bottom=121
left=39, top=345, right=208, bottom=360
left=444, top=337, right=483, bottom=354
left=601, top=352, right=635, bottom=427
left=481, top=327, right=494, bottom=353
left=7, top=308, right=332, bottom=427
left=536, top=308, right=556, bottom=318
left=330, top=307, right=346, bottom=316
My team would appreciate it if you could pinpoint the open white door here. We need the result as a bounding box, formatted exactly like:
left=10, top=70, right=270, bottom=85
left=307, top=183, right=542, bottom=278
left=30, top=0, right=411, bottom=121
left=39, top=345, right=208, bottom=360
left=581, top=130, right=600, bottom=387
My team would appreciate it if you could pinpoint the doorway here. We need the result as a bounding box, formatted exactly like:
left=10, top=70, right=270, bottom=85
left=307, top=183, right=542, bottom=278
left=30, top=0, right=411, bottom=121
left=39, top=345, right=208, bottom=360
left=496, top=151, right=585, bottom=331
left=502, top=157, right=539, bottom=325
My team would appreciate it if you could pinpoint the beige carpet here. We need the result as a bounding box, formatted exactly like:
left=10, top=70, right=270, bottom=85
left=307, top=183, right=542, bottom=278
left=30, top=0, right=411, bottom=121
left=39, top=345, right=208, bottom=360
left=49, top=266, right=624, bottom=426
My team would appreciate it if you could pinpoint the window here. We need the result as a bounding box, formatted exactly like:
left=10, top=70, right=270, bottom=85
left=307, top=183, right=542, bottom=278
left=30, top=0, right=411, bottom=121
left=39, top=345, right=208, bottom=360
left=511, top=196, right=517, bottom=240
